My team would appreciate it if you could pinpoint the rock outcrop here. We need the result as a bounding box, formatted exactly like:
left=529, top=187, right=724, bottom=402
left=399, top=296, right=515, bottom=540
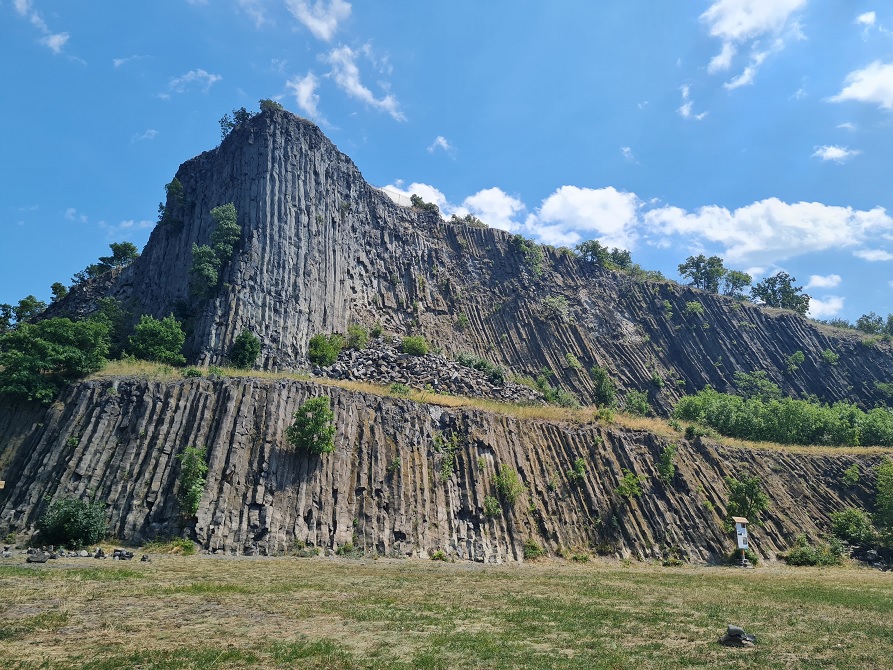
left=0, top=377, right=881, bottom=562
left=50, top=108, right=893, bottom=413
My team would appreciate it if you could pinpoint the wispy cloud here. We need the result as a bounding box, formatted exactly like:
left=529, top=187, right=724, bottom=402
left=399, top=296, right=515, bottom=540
left=621, top=146, right=637, bottom=162
left=805, top=274, right=842, bottom=289
left=237, top=0, right=267, bottom=28
left=854, top=248, right=893, bottom=262
left=164, top=69, right=222, bottom=96
left=811, top=145, right=860, bottom=162
left=707, top=42, right=736, bottom=73
left=837, top=122, right=857, bottom=131
left=64, top=207, right=88, bottom=223
left=677, top=85, right=708, bottom=120
left=113, top=54, right=146, bottom=68
left=856, top=11, right=876, bottom=29
left=829, top=61, right=893, bottom=109
left=324, top=45, right=404, bottom=120
left=427, top=136, right=454, bottom=156
left=285, top=72, right=324, bottom=121
left=286, top=0, right=351, bottom=41
left=131, top=129, right=158, bottom=142
left=13, top=0, right=71, bottom=54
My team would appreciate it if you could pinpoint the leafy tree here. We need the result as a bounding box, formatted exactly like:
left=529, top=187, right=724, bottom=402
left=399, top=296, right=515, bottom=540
left=259, top=98, right=284, bottom=112
left=875, top=457, right=893, bottom=537
left=346, top=324, right=369, bottom=350
left=733, top=370, right=781, bottom=402
left=128, top=314, right=186, bottom=365
left=830, top=508, right=875, bottom=546
left=219, top=107, right=255, bottom=140
left=624, top=390, right=650, bottom=417
left=656, top=443, right=678, bottom=484
left=209, top=204, right=240, bottom=261
left=842, top=463, right=860, bottom=487
left=574, top=240, right=611, bottom=267
left=589, top=365, right=616, bottom=407
left=176, top=446, right=208, bottom=518
left=615, top=468, right=647, bottom=498
left=13, top=295, right=47, bottom=323
left=0, top=304, right=12, bottom=333
left=751, top=272, right=810, bottom=316
left=37, top=497, right=107, bottom=549
left=229, top=330, right=261, bottom=369
left=410, top=194, right=440, bottom=214
left=722, top=270, right=752, bottom=299
left=856, top=312, right=885, bottom=335
left=189, top=244, right=219, bottom=298
left=158, top=178, right=185, bottom=226
left=286, top=396, right=337, bottom=455
left=493, top=465, right=525, bottom=505
left=308, top=333, right=344, bottom=366
left=189, top=204, right=241, bottom=298
left=98, top=242, right=139, bottom=269
left=401, top=336, right=429, bottom=356
left=92, top=297, right=132, bottom=359
left=0, top=317, right=110, bottom=403
left=50, top=282, right=69, bottom=303
left=678, top=254, right=727, bottom=293
left=725, top=475, right=769, bottom=525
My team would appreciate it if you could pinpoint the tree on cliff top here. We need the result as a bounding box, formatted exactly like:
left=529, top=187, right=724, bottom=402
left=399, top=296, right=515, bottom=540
left=128, top=314, right=186, bottom=366
left=751, top=272, right=810, bottom=316
left=678, top=254, right=727, bottom=293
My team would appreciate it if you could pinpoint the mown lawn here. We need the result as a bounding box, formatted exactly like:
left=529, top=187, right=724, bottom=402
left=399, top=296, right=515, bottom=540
left=0, top=555, right=890, bottom=669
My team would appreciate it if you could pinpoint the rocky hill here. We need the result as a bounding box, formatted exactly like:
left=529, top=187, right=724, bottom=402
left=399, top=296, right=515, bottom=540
left=3, top=107, right=893, bottom=562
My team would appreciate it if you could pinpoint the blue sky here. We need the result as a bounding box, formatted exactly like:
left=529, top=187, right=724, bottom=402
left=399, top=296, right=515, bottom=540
left=2, top=1, right=893, bottom=322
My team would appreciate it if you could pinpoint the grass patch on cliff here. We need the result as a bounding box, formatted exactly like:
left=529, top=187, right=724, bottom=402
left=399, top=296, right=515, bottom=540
left=0, top=556, right=891, bottom=669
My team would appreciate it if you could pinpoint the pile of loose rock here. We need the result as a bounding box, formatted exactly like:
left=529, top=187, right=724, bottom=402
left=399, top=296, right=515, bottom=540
left=19, top=546, right=148, bottom=562
left=317, top=338, right=545, bottom=404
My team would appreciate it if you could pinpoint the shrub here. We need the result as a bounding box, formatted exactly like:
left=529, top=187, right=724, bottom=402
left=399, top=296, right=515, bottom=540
left=389, top=383, right=411, bottom=396
left=564, top=353, right=583, bottom=371
left=176, top=446, right=208, bottom=518
left=725, top=548, right=759, bottom=565
left=182, top=367, right=203, bottom=378
left=842, top=464, right=860, bottom=487
left=430, top=550, right=447, bottom=561
left=401, top=336, right=429, bottom=356
left=623, top=390, right=650, bottom=417
left=229, top=330, right=261, bottom=369
left=455, top=353, right=506, bottom=386
left=493, top=465, right=525, bottom=505
left=567, top=457, right=587, bottom=484
left=511, top=234, right=545, bottom=277
left=307, top=333, right=345, bottom=366
left=831, top=508, right=875, bottom=546
left=286, top=396, right=336, bottom=455
left=783, top=534, right=843, bottom=566
left=615, top=469, right=647, bottom=498
left=522, top=539, right=544, bottom=560
left=346, top=324, right=369, bottom=349
left=875, top=457, right=893, bottom=536
left=128, top=314, right=186, bottom=366
left=786, top=350, right=805, bottom=374
left=142, top=537, right=197, bottom=555
left=483, top=495, right=502, bottom=517
left=684, top=301, right=704, bottom=317
left=37, top=498, right=107, bottom=549
left=370, top=322, right=383, bottom=338
left=656, top=443, right=677, bottom=484
left=821, top=348, right=840, bottom=366
left=589, top=365, right=616, bottom=407
left=542, top=296, right=572, bottom=323
left=455, top=313, right=469, bottom=330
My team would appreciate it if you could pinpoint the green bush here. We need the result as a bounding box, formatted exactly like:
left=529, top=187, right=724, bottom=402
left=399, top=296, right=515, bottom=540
left=821, top=348, right=840, bottom=366
left=37, top=498, right=107, bottom=549
left=455, top=353, right=506, bottom=386
left=830, top=508, right=875, bottom=545
left=724, top=475, right=769, bottom=525
left=346, top=324, right=369, bottom=350
left=128, top=314, right=186, bottom=366
left=182, top=367, right=203, bottom=378
left=401, top=336, right=429, bottom=356
left=684, top=301, right=704, bottom=317
left=589, top=365, right=616, bottom=408
left=483, top=495, right=502, bottom=517
left=176, top=447, right=208, bottom=518
left=875, top=457, right=893, bottom=536
left=286, top=396, right=336, bottom=455
left=522, top=539, right=544, bottom=560
left=842, top=464, right=860, bottom=487
left=189, top=204, right=241, bottom=297
left=229, top=330, right=261, bottom=369
left=624, top=390, right=650, bottom=417
left=615, top=469, right=647, bottom=498
left=389, top=383, right=411, bottom=396
left=494, top=465, right=525, bottom=505
left=783, top=535, right=843, bottom=566
left=656, top=443, right=677, bottom=484
left=307, top=333, right=345, bottom=366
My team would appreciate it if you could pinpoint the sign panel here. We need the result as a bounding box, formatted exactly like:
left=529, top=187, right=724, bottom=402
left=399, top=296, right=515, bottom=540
left=736, top=525, right=749, bottom=550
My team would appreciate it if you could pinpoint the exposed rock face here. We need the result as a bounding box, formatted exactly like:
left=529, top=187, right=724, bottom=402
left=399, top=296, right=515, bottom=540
left=48, top=109, right=893, bottom=414
left=0, top=377, right=880, bottom=562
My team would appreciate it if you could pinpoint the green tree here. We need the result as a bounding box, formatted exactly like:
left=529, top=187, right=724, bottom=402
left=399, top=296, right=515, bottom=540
left=189, top=204, right=241, bottom=298
left=615, top=468, right=647, bottom=498
left=589, top=365, right=616, bottom=407
left=176, top=446, right=208, bottom=518
left=410, top=194, right=440, bottom=214
left=229, top=330, right=261, bottom=369
left=308, top=333, right=345, bottom=366
left=575, top=240, right=611, bottom=267
left=856, top=312, right=885, bottom=335
left=286, top=396, right=337, bottom=455
left=98, top=242, right=139, bottom=269
left=209, top=204, right=241, bottom=261
left=678, top=254, right=727, bottom=293
left=725, top=475, right=769, bottom=525
left=189, top=244, right=219, bottom=298
left=37, top=497, right=107, bottom=549
left=751, top=272, right=810, bottom=316
left=158, top=178, right=185, bottom=226
left=0, top=304, right=12, bottom=333
left=50, top=282, right=69, bottom=303
left=0, top=317, right=110, bottom=403
left=219, top=107, right=255, bottom=140
left=733, top=370, right=781, bottom=402
left=128, top=314, right=186, bottom=365
left=259, top=98, right=285, bottom=112
left=13, top=295, right=47, bottom=323
left=493, top=465, right=525, bottom=505
left=875, top=457, right=893, bottom=538
left=722, top=270, right=752, bottom=299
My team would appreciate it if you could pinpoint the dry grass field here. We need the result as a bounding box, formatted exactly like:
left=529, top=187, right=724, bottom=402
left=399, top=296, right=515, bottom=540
left=1, top=553, right=891, bottom=669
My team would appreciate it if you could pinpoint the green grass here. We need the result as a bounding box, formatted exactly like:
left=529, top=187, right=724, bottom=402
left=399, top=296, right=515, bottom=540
left=1, top=556, right=891, bottom=668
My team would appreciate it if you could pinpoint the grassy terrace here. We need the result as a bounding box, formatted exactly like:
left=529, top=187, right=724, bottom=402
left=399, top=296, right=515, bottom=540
left=0, top=555, right=891, bottom=669
left=89, top=360, right=893, bottom=456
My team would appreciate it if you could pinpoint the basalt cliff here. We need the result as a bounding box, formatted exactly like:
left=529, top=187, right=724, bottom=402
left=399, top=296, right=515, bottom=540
left=2, top=108, right=892, bottom=562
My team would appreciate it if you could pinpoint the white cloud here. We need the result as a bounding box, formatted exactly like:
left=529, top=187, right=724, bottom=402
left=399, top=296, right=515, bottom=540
left=700, top=0, right=806, bottom=42
left=324, top=45, right=405, bottom=120
left=131, top=129, right=158, bottom=142
left=811, top=145, right=861, bottom=162
left=381, top=182, right=451, bottom=213
left=13, top=0, right=72, bottom=54
left=427, top=136, right=454, bottom=155
left=113, top=55, right=145, bottom=68
left=116, top=219, right=154, bottom=230
left=644, top=198, right=893, bottom=266
left=701, top=1, right=805, bottom=88
left=808, top=296, right=845, bottom=319
left=621, top=146, right=636, bottom=162
left=462, top=188, right=524, bottom=232
left=856, top=11, right=876, bottom=27
left=286, top=0, right=351, bottom=41
left=286, top=72, right=323, bottom=120
left=238, top=0, right=267, bottom=27
left=708, top=42, right=736, bottom=73
left=526, top=186, right=641, bottom=249
left=167, top=69, right=222, bottom=94
left=854, top=249, right=893, bottom=261
left=837, top=122, right=857, bottom=131
left=64, top=207, right=87, bottom=223
left=40, top=32, right=69, bottom=54
left=677, top=85, right=708, bottom=120
left=829, top=61, right=893, bottom=109
left=805, top=274, right=841, bottom=289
